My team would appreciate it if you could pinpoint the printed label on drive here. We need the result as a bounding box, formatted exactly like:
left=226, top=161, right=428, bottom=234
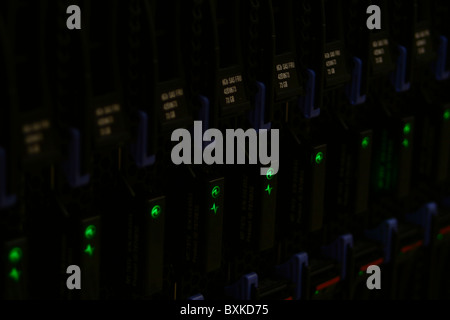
left=161, top=87, right=185, bottom=122
left=414, top=28, right=433, bottom=60
left=371, top=38, right=390, bottom=65
left=22, top=119, right=51, bottom=155
left=158, top=81, right=190, bottom=127
left=369, top=33, right=394, bottom=74
left=95, top=103, right=121, bottom=137
left=219, top=72, right=248, bottom=110
left=274, top=54, right=302, bottom=99
left=324, top=49, right=342, bottom=76
left=323, top=42, right=350, bottom=86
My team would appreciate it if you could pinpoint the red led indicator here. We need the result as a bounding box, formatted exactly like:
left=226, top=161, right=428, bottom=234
left=438, top=226, right=450, bottom=236
left=359, top=258, right=384, bottom=272
left=315, top=276, right=340, bottom=291
left=401, top=240, right=423, bottom=254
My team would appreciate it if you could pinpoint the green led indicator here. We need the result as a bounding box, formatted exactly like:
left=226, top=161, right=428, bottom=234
left=402, top=138, right=409, bottom=148
left=444, top=109, right=450, bottom=121
left=266, top=168, right=274, bottom=180
left=359, top=271, right=364, bottom=276
left=84, top=244, right=95, bottom=256
left=403, top=123, right=411, bottom=135
left=315, top=290, right=319, bottom=295
left=315, top=152, right=324, bottom=164
left=265, top=184, right=273, bottom=196
left=211, top=186, right=220, bottom=199
left=8, top=247, right=23, bottom=264
left=437, top=234, right=444, bottom=240
left=151, top=205, right=161, bottom=219
left=361, top=137, right=370, bottom=149
left=84, top=225, right=96, bottom=240
left=210, top=203, right=219, bottom=215
left=9, top=268, right=21, bottom=282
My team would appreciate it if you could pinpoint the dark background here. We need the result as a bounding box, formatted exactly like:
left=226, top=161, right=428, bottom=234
left=0, top=0, right=449, bottom=300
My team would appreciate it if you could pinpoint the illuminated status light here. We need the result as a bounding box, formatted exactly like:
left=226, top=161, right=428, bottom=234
left=315, top=276, right=340, bottom=292
left=284, top=297, right=293, bottom=300
left=84, top=225, right=97, bottom=240
left=151, top=205, right=161, bottom=219
left=211, top=186, right=220, bottom=199
left=358, top=258, right=384, bottom=276
left=8, top=247, right=23, bottom=264
left=315, top=152, right=324, bottom=164
left=403, top=123, right=412, bottom=135
left=9, top=268, right=21, bottom=282
left=313, top=276, right=340, bottom=299
left=210, top=203, right=219, bottom=215
left=437, top=226, right=450, bottom=240
left=361, top=136, right=370, bottom=149
left=265, top=184, right=273, bottom=196
left=402, top=138, right=409, bottom=148
left=444, top=109, right=450, bottom=121
left=266, top=168, right=274, bottom=180
left=84, top=244, right=95, bottom=256
left=400, top=240, right=423, bottom=254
